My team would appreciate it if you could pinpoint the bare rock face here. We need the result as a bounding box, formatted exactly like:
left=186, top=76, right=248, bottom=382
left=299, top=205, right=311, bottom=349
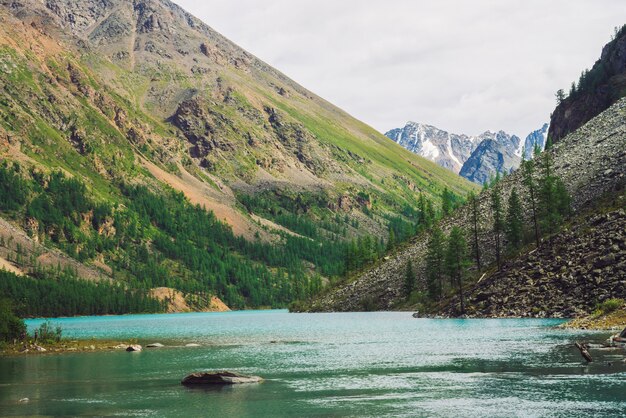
left=181, top=371, right=263, bottom=385
left=459, top=133, right=521, bottom=184
left=549, top=27, right=626, bottom=144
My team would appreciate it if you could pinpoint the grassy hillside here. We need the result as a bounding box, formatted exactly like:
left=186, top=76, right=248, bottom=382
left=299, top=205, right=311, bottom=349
left=0, top=2, right=476, bottom=315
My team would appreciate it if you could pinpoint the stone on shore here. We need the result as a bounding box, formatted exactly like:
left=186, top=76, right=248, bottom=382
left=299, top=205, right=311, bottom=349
left=185, top=343, right=201, bottom=347
left=181, top=371, right=263, bottom=385
left=126, top=344, right=142, bottom=352
left=147, top=343, right=164, bottom=348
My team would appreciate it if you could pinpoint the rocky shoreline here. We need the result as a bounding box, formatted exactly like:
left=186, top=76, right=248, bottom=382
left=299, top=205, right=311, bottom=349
left=562, top=307, right=626, bottom=331
left=0, top=339, right=210, bottom=356
left=0, top=339, right=131, bottom=355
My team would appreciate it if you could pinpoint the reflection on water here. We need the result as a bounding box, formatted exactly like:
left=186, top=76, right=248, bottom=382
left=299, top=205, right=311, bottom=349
left=1, top=311, right=625, bottom=417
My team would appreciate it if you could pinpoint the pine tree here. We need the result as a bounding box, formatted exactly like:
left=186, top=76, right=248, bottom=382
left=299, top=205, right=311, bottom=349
left=417, top=194, right=435, bottom=229
left=490, top=183, right=504, bottom=271
left=555, top=89, right=565, bottom=104
left=467, top=191, right=481, bottom=271
left=404, top=260, right=415, bottom=296
left=445, top=227, right=469, bottom=315
left=544, top=135, right=553, bottom=151
left=555, top=178, right=572, bottom=219
left=537, top=151, right=560, bottom=236
left=441, top=188, right=454, bottom=216
left=505, top=187, right=523, bottom=250
left=521, top=157, right=540, bottom=247
left=425, top=226, right=446, bottom=301
left=387, top=228, right=396, bottom=250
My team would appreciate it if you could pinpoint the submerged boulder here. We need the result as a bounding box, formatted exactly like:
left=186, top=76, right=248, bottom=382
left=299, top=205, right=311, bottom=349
left=181, top=371, right=263, bottom=385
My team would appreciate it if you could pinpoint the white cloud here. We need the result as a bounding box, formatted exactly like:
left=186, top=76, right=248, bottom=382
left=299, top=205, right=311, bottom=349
left=174, top=0, right=624, bottom=137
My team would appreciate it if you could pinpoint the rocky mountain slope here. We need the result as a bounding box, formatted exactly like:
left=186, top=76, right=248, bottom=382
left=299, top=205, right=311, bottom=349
left=307, top=98, right=625, bottom=313
left=443, top=206, right=624, bottom=318
left=0, top=0, right=476, bottom=312
left=385, top=123, right=547, bottom=184
left=549, top=25, right=626, bottom=143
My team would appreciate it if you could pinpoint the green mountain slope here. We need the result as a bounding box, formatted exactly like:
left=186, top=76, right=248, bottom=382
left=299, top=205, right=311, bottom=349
left=0, top=0, right=476, bottom=315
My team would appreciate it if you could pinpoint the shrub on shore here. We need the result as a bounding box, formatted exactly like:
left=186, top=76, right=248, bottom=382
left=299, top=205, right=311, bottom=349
left=0, top=299, right=26, bottom=342
left=592, top=298, right=624, bottom=317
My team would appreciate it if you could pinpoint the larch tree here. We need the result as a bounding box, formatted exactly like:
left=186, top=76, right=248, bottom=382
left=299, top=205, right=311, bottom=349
left=425, top=226, right=446, bottom=301
left=467, top=191, right=482, bottom=271
left=490, top=183, right=504, bottom=271
left=445, top=227, right=469, bottom=316
left=505, top=187, right=524, bottom=251
left=521, top=156, right=540, bottom=247
left=405, top=260, right=415, bottom=297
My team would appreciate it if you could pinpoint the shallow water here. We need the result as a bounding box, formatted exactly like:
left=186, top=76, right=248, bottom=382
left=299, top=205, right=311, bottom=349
left=1, top=311, right=625, bottom=417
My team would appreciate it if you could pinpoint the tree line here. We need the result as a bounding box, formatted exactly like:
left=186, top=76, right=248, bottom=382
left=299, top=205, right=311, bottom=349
left=412, top=148, right=572, bottom=314
left=0, top=269, right=165, bottom=318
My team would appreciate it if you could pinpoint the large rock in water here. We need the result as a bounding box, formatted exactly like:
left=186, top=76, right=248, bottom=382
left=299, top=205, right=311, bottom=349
left=126, top=344, right=142, bottom=352
left=181, top=371, right=263, bottom=385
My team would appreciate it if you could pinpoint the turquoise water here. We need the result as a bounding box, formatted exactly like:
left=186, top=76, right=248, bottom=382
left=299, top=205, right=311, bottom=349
left=1, top=311, right=625, bottom=417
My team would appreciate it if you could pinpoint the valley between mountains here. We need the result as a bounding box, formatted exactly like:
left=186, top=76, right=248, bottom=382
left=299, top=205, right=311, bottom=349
left=0, top=0, right=624, bottom=327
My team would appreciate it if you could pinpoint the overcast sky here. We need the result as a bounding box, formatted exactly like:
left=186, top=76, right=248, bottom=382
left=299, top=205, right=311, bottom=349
left=176, top=0, right=624, bottom=137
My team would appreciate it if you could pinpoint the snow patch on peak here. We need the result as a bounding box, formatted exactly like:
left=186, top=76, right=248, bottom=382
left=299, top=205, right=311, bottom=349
left=422, top=138, right=440, bottom=160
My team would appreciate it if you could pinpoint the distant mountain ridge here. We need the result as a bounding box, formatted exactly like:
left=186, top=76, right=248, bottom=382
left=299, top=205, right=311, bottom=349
left=384, top=123, right=478, bottom=173
left=385, top=123, right=548, bottom=184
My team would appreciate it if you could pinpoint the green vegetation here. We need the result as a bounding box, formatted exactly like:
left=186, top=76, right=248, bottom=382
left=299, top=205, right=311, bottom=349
left=423, top=226, right=469, bottom=315
left=467, top=191, right=482, bottom=271
left=445, top=227, right=469, bottom=315
left=0, top=270, right=165, bottom=317
left=404, top=260, right=416, bottom=296
left=592, top=298, right=624, bottom=318
left=490, top=182, right=504, bottom=270
left=505, top=187, right=523, bottom=251
left=0, top=298, right=26, bottom=342
left=564, top=24, right=626, bottom=102
left=416, top=145, right=573, bottom=315
left=425, top=226, right=446, bottom=301
left=0, top=23, right=477, bottom=317
left=33, top=321, right=63, bottom=343
left=1, top=159, right=457, bottom=314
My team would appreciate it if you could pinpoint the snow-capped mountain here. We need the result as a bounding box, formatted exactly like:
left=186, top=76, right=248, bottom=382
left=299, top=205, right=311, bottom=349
left=521, top=123, right=549, bottom=159
left=384, top=123, right=480, bottom=173
left=385, top=122, right=548, bottom=184
left=459, top=131, right=522, bottom=184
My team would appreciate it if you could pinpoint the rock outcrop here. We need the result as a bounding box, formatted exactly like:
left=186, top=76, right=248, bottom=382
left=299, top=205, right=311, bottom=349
left=549, top=25, right=626, bottom=144
left=149, top=287, right=230, bottom=313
